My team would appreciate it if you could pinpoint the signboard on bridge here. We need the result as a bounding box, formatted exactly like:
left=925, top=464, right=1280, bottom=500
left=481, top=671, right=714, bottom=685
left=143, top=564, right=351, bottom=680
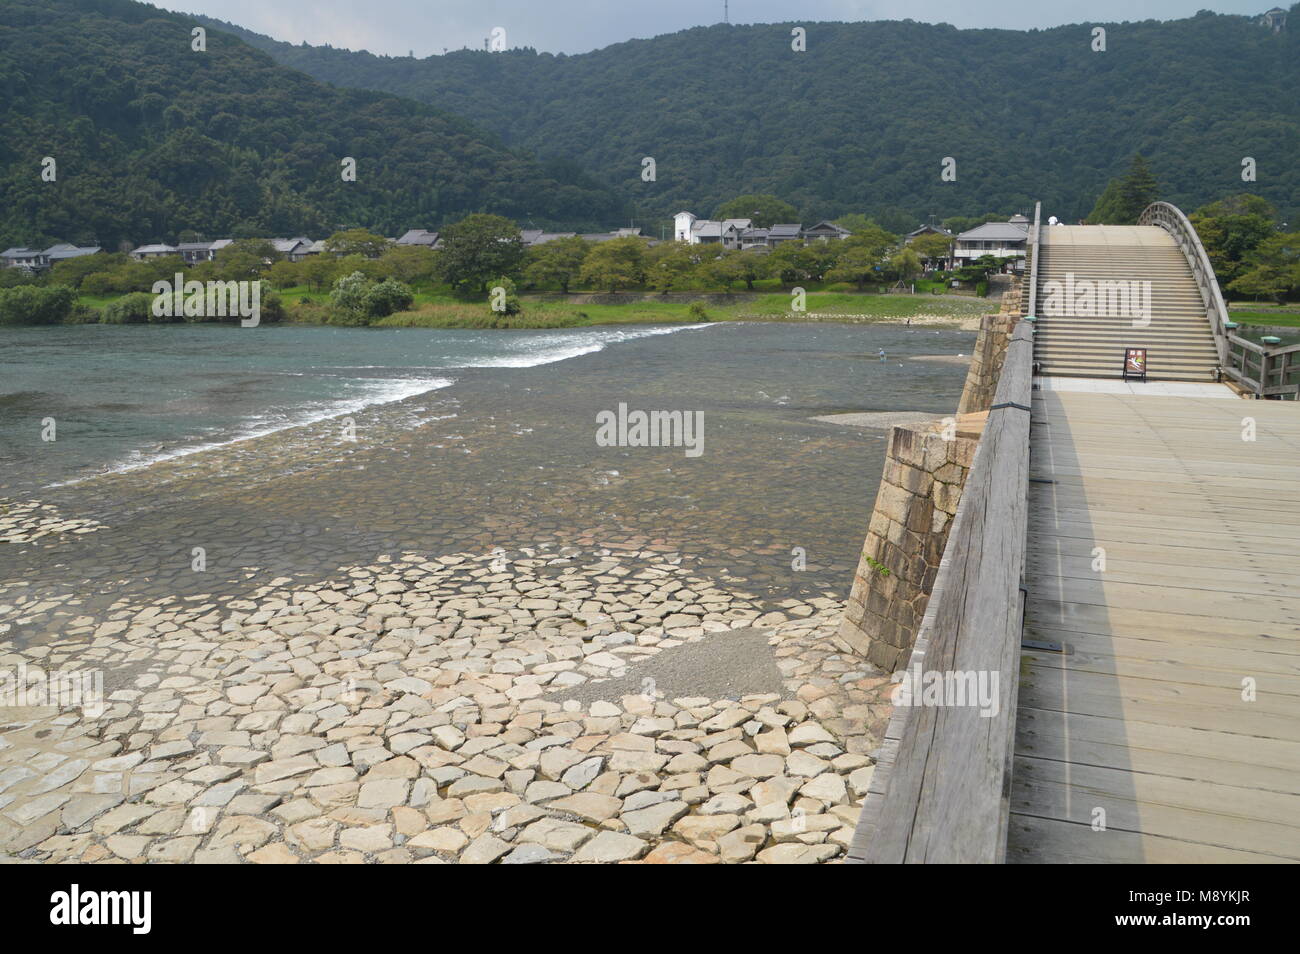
left=1123, top=348, right=1148, bottom=382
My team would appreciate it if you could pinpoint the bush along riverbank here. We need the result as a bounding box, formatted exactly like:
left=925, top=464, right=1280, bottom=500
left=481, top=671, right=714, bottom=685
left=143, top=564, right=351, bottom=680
left=1, top=282, right=993, bottom=330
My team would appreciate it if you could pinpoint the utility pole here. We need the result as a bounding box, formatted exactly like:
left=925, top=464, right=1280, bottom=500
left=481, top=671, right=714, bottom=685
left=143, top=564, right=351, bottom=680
left=724, top=1, right=729, bottom=24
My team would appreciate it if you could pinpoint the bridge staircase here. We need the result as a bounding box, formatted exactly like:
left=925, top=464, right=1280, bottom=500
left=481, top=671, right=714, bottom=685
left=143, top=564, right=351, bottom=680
left=1031, top=225, right=1220, bottom=381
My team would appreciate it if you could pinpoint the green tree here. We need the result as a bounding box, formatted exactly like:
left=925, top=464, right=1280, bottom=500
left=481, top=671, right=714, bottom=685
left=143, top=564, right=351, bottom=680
left=1119, top=154, right=1159, bottom=220
left=768, top=243, right=811, bottom=285
left=1190, top=194, right=1278, bottom=286
left=365, top=278, right=415, bottom=316
left=843, top=223, right=898, bottom=257
left=334, top=253, right=387, bottom=282
left=827, top=245, right=885, bottom=290
left=217, top=240, right=276, bottom=280
left=833, top=213, right=880, bottom=234
left=888, top=247, right=923, bottom=284
left=329, top=271, right=373, bottom=324
left=437, top=214, right=524, bottom=293
left=713, top=195, right=798, bottom=229
left=47, top=252, right=127, bottom=289
left=0, top=284, right=75, bottom=325
left=523, top=236, right=589, bottom=292
left=643, top=242, right=695, bottom=293
left=1088, top=154, right=1159, bottom=225
left=910, top=232, right=953, bottom=267
left=99, top=292, right=153, bottom=324
left=267, top=260, right=301, bottom=289
left=299, top=254, right=340, bottom=292
left=734, top=249, right=770, bottom=290
left=381, top=245, right=440, bottom=285
left=579, top=237, right=645, bottom=293
left=800, top=242, right=841, bottom=282
left=1227, top=233, right=1300, bottom=303
left=324, top=229, right=391, bottom=258
left=697, top=249, right=745, bottom=292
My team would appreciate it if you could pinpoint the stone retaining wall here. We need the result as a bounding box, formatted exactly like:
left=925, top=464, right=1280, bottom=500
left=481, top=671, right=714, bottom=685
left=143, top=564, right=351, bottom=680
left=836, top=413, right=985, bottom=671
left=837, top=277, right=1020, bottom=671
left=956, top=277, right=1022, bottom=416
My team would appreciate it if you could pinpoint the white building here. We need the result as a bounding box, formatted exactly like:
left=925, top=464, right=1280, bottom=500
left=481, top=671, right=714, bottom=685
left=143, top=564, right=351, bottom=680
left=952, top=216, right=1030, bottom=263
left=673, top=212, right=752, bottom=248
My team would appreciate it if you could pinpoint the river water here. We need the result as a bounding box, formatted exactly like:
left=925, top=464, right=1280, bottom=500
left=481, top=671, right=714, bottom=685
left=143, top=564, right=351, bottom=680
left=0, top=321, right=974, bottom=643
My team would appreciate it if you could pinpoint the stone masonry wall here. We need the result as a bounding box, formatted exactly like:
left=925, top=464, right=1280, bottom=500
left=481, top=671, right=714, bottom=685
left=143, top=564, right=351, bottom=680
left=837, top=282, right=1020, bottom=672
left=836, top=414, right=984, bottom=672
left=957, top=275, right=1022, bottom=416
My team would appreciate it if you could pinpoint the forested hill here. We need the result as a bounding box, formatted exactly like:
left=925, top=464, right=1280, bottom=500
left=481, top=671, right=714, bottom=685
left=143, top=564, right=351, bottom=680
left=199, top=9, right=1299, bottom=226
left=0, top=0, right=627, bottom=249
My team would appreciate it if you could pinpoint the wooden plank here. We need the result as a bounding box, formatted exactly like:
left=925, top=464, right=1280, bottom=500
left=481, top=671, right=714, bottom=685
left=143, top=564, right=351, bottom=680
left=1015, top=628, right=1300, bottom=675
left=1011, top=759, right=1300, bottom=858
left=1024, top=560, right=1300, bottom=598
left=1016, top=711, right=1300, bottom=792
left=1021, top=645, right=1300, bottom=696
left=1024, top=600, right=1299, bottom=644
left=1018, top=673, right=1300, bottom=739
left=1024, top=520, right=1299, bottom=555
left=1023, top=578, right=1300, bottom=623
left=1006, top=814, right=1289, bottom=864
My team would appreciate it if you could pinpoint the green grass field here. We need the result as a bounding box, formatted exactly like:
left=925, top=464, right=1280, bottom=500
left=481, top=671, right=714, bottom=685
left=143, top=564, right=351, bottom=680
left=70, top=284, right=993, bottom=330
left=369, top=291, right=990, bottom=329
left=1229, top=308, right=1300, bottom=329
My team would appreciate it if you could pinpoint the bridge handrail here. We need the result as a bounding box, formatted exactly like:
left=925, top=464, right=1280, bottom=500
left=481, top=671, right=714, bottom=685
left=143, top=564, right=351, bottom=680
left=1224, top=333, right=1300, bottom=398
left=1025, top=201, right=1041, bottom=318
left=1138, top=201, right=1229, bottom=364
left=847, top=320, right=1033, bottom=864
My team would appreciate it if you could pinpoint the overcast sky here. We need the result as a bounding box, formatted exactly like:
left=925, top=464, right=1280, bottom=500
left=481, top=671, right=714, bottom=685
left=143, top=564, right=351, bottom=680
left=168, top=1, right=1273, bottom=56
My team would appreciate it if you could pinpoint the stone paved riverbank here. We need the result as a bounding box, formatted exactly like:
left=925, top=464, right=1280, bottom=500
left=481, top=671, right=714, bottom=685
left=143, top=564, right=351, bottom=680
left=0, top=538, right=892, bottom=864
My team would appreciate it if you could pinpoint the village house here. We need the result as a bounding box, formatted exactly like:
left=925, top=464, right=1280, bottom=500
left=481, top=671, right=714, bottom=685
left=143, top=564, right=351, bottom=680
left=43, top=243, right=102, bottom=266
left=765, top=223, right=805, bottom=246
left=395, top=229, right=441, bottom=249
left=0, top=247, right=46, bottom=270
left=577, top=227, right=643, bottom=244
left=1, top=243, right=101, bottom=271
left=124, top=237, right=327, bottom=264
left=521, top=229, right=577, bottom=247
left=671, top=213, right=750, bottom=248
left=903, top=224, right=952, bottom=243
left=1258, top=6, right=1287, bottom=32
left=952, top=215, right=1030, bottom=265
left=178, top=242, right=214, bottom=265
left=129, top=243, right=179, bottom=261
left=673, top=213, right=851, bottom=250
left=803, top=221, right=853, bottom=241
left=272, top=237, right=315, bottom=262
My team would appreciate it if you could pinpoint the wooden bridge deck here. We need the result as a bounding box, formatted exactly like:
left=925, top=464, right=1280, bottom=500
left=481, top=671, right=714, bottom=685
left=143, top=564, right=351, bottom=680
left=1008, top=384, right=1300, bottom=863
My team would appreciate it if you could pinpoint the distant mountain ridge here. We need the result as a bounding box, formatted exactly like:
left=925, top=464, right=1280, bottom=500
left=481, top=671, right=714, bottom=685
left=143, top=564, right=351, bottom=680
left=197, top=8, right=1300, bottom=226
left=0, top=0, right=627, bottom=249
